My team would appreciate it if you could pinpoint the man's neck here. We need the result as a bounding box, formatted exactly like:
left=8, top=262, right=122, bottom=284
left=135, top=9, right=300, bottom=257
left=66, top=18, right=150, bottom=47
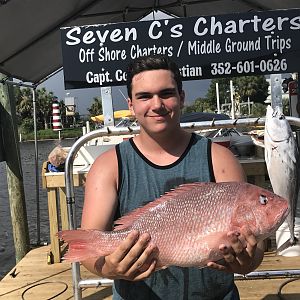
left=132, top=128, right=191, bottom=165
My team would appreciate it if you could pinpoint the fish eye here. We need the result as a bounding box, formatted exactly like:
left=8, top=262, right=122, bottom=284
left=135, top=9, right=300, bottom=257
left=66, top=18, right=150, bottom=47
left=259, top=195, right=268, bottom=205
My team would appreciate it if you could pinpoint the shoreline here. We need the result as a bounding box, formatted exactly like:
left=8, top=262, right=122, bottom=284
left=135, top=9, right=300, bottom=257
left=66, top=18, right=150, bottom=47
left=19, top=137, right=79, bottom=143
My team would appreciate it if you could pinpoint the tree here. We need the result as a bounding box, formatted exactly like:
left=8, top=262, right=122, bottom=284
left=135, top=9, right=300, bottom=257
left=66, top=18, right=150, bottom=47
left=251, top=103, right=267, bottom=117
left=206, top=76, right=269, bottom=115
left=36, top=87, right=54, bottom=129
left=206, top=78, right=232, bottom=109
left=234, top=75, right=269, bottom=104
left=16, top=87, right=33, bottom=121
left=88, top=96, right=103, bottom=116
left=183, top=97, right=215, bottom=114
left=16, top=87, right=56, bottom=130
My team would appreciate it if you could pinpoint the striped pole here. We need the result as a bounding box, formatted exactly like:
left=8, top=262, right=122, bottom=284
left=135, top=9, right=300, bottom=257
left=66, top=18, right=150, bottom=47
left=52, top=97, right=62, bottom=131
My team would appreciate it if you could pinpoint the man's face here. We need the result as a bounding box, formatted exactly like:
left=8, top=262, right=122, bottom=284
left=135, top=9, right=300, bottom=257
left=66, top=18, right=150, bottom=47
left=128, top=69, right=184, bottom=134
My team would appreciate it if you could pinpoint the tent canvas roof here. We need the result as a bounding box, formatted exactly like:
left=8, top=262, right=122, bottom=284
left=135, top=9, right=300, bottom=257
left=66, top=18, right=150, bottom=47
left=0, top=0, right=299, bottom=85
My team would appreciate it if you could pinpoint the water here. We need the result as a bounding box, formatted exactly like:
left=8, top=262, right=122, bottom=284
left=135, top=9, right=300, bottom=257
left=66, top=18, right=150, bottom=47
left=0, top=139, right=84, bottom=279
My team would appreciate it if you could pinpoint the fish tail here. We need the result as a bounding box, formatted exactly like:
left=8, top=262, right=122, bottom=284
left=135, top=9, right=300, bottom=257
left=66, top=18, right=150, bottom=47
left=58, top=229, right=110, bottom=262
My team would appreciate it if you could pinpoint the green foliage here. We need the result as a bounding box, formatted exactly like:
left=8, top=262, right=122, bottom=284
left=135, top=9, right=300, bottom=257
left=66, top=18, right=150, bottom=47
left=206, top=76, right=269, bottom=109
left=282, top=97, right=290, bottom=116
left=19, top=118, right=34, bottom=134
left=15, top=87, right=55, bottom=129
left=16, top=87, right=33, bottom=121
left=183, top=97, right=215, bottom=113
left=242, top=96, right=288, bottom=118
left=234, top=75, right=269, bottom=104
left=36, top=88, right=54, bottom=129
left=251, top=103, right=267, bottom=117
left=20, top=128, right=82, bottom=141
left=88, top=97, right=103, bottom=116
left=206, top=78, right=232, bottom=107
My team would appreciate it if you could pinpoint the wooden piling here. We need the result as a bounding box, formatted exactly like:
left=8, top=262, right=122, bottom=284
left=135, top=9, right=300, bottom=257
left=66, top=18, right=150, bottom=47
left=0, top=74, right=30, bottom=262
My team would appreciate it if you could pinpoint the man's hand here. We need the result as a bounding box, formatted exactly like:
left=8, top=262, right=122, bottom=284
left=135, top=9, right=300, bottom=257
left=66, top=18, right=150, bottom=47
left=100, top=230, right=158, bottom=281
left=207, top=226, right=264, bottom=275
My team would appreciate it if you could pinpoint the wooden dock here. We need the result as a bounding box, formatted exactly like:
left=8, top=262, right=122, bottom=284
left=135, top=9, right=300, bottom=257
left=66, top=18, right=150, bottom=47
left=0, top=246, right=112, bottom=300
left=0, top=246, right=299, bottom=299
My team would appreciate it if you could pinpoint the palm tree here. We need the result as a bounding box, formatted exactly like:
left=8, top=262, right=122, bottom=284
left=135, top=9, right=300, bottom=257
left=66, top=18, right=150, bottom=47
left=16, top=87, right=57, bottom=129
left=36, top=88, right=54, bottom=129
left=234, top=76, right=269, bottom=104
left=87, top=97, right=103, bottom=116
left=16, top=87, right=33, bottom=120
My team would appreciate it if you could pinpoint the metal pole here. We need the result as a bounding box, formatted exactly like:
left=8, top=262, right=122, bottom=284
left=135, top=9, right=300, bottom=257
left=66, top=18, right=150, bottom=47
left=32, top=88, right=40, bottom=245
left=101, top=87, right=115, bottom=127
left=234, top=269, right=300, bottom=280
left=230, top=80, right=235, bottom=119
left=65, top=130, right=83, bottom=300
left=270, top=74, right=283, bottom=109
left=247, top=97, right=251, bottom=116
left=216, top=82, right=220, bottom=114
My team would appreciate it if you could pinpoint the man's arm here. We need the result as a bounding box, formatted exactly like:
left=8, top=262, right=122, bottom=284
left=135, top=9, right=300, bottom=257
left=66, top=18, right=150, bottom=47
left=209, top=142, right=264, bottom=274
left=80, top=148, right=157, bottom=280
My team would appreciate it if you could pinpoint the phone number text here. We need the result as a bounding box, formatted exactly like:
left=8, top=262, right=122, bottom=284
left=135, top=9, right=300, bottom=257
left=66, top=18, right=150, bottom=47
left=211, top=59, right=288, bottom=76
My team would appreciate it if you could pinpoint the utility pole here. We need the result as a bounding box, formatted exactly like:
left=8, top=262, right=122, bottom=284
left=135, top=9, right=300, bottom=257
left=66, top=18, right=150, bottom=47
left=0, top=73, right=30, bottom=262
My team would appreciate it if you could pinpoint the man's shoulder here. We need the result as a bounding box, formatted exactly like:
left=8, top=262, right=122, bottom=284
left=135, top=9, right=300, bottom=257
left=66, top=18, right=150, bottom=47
left=91, top=146, right=118, bottom=173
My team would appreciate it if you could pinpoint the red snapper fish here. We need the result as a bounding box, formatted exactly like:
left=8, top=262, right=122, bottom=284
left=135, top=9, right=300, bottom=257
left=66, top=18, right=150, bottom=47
left=59, top=182, right=288, bottom=268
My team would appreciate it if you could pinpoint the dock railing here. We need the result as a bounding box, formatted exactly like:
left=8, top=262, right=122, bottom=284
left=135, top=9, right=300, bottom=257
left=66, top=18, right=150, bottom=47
left=64, top=117, right=300, bottom=300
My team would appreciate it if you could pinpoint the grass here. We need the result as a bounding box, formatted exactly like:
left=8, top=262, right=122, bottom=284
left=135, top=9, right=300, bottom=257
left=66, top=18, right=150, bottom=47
left=20, top=128, right=83, bottom=141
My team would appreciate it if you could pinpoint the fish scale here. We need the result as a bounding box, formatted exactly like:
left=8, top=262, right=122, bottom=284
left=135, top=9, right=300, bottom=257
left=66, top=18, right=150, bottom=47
left=59, top=181, right=288, bottom=268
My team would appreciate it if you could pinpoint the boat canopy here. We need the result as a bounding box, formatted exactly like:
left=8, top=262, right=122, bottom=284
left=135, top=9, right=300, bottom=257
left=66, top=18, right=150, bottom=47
left=91, top=110, right=133, bottom=122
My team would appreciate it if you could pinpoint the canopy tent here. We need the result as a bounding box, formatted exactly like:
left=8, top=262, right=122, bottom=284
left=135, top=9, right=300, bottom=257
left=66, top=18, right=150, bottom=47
left=0, top=0, right=300, bottom=85
left=91, top=109, right=133, bottom=122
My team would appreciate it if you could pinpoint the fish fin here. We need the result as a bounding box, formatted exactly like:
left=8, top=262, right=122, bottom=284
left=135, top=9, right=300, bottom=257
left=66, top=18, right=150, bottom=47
left=58, top=229, right=108, bottom=262
left=62, top=242, right=105, bottom=262
left=276, top=236, right=299, bottom=254
left=58, top=229, right=101, bottom=242
left=114, top=182, right=211, bottom=230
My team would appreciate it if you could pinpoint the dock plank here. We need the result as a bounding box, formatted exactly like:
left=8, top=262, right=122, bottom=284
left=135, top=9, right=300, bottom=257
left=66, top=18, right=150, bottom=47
left=0, top=246, right=299, bottom=299
left=0, top=246, right=112, bottom=300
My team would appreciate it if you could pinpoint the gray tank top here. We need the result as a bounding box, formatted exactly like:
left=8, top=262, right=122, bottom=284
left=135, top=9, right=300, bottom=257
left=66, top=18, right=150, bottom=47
left=114, top=133, right=239, bottom=300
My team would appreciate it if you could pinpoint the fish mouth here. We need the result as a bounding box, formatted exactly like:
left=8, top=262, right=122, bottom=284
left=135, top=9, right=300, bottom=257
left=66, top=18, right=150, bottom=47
left=272, top=206, right=290, bottom=233
left=258, top=206, right=290, bottom=241
left=271, top=106, right=284, bottom=118
left=265, top=125, right=290, bottom=143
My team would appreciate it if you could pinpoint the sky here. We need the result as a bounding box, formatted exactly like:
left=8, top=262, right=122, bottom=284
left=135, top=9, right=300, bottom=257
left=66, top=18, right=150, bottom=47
left=38, top=10, right=211, bottom=116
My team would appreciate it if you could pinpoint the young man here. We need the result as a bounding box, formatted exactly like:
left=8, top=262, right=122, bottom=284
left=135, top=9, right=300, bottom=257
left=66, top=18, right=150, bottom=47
left=81, top=55, right=264, bottom=299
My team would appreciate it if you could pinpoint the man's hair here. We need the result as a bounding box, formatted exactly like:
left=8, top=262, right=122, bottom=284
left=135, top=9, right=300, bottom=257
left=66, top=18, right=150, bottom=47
left=126, top=55, right=182, bottom=99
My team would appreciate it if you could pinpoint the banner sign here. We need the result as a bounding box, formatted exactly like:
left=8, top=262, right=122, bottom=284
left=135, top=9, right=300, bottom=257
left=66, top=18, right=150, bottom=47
left=61, top=9, right=300, bottom=90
